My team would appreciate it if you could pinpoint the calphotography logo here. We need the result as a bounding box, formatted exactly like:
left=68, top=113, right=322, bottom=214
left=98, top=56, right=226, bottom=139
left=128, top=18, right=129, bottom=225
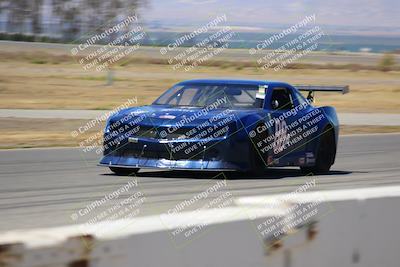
left=159, top=173, right=236, bottom=248
left=159, top=14, right=237, bottom=71
left=71, top=12, right=146, bottom=72
left=71, top=178, right=146, bottom=239
left=248, top=99, right=327, bottom=162
left=244, top=179, right=334, bottom=250
left=250, top=14, right=327, bottom=71
left=70, top=97, right=139, bottom=157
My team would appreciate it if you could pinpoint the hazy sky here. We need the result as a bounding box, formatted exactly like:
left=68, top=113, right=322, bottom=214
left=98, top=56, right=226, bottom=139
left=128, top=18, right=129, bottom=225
left=143, top=0, right=400, bottom=28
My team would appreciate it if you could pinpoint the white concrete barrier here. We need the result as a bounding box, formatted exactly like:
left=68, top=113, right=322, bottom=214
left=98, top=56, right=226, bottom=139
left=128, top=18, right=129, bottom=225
left=236, top=186, right=400, bottom=267
left=1, top=186, right=400, bottom=267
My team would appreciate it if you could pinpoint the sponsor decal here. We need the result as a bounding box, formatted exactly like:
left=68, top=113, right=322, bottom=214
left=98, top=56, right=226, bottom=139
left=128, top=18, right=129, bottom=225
left=306, top=157, right=316, bottom=164
left=273, top=119, right=290, bottom=154
left=306, top=152, right=314, bottom=158
left=128, top=137, right=139, bottom=143
left=267, top=155, right=273, bottom=165
left=159, top=114, right=176, bottom=119
left=305, top=152, right=315, bottom=164
left=256, top=85, right=268, bottom=99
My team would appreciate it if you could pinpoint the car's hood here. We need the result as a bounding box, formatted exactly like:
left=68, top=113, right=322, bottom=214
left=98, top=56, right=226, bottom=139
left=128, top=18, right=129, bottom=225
left=110, top=105, right=262, bottom=127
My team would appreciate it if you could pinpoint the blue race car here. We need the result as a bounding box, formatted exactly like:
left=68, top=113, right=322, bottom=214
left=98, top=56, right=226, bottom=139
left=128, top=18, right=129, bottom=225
left=99, top=79, right=348, bottom=175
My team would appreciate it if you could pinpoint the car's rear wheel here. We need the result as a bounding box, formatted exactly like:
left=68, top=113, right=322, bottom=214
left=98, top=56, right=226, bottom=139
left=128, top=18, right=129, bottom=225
left=301, top=127, right=335, bottom=175
left=109, top=167, right=139, bottom=176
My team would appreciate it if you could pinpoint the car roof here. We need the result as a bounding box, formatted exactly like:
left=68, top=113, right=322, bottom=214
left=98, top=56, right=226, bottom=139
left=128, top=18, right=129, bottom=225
left=177, top=79, right=291, bottom=87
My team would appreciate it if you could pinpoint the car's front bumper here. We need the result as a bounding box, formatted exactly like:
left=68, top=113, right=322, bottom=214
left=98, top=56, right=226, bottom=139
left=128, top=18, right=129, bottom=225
left=99, top=136, right=249, bottom=171
left=98, top=156, right=239, bottom=171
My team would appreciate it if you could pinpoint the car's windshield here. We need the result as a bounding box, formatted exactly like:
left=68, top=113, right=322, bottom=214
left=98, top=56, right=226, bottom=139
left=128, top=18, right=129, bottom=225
left=153, top=84, right=260, bottom=108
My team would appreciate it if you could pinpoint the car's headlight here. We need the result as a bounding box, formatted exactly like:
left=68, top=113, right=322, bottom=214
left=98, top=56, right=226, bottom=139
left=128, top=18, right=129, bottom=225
left=105, top=124, right=111, bottom=134
left=104, top=118, right=113, bottom=134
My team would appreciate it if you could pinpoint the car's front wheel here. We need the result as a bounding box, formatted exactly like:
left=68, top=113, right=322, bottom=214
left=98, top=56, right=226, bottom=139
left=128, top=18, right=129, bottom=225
left=109, top=167, right=139, bottom=176
left=248, top=124, right=268, bottom=176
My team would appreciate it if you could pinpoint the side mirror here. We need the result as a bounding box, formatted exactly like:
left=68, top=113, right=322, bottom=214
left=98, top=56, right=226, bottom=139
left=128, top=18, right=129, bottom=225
left=272, top=100, right=279, bottom=109
left=307, top=91, right=314, bottom=102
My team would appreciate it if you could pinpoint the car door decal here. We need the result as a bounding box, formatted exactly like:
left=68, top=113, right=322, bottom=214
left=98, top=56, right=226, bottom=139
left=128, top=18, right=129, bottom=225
left=273, top=119, right=290, bottom=154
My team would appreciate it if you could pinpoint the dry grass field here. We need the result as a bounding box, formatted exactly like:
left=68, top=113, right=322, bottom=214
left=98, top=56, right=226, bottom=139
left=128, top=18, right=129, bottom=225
left=0, top=54, right=399, bottom=112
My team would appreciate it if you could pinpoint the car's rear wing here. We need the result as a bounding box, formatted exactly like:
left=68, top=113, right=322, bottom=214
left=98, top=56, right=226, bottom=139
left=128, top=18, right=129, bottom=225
left=294, top=85, right=350, bottom=102
left=295, top=85, right=349, bottom=94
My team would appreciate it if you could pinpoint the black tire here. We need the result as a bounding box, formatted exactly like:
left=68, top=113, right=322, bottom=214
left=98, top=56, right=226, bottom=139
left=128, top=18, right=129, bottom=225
left=301, top=127, right=335, bottom=175
left=248, top=125, right=268, bottom=176
left=109, top=167, right=139, bottom=176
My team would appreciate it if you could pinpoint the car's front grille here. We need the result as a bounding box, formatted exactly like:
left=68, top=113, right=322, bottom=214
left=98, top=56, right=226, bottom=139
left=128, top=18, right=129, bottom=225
left=132, top=125, right=194, bottom=140
left=115, top=142, right=221, bottom=161
left=135, top=126, right=159, bottom=139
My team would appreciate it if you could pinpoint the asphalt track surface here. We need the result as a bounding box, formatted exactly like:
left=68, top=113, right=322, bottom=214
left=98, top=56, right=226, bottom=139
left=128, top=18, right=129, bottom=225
left=0, top=133, right=399, bottom=232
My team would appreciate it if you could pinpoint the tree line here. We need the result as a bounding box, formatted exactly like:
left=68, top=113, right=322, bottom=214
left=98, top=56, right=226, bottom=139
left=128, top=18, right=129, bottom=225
left=0, top=0, right=147, bottom=40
